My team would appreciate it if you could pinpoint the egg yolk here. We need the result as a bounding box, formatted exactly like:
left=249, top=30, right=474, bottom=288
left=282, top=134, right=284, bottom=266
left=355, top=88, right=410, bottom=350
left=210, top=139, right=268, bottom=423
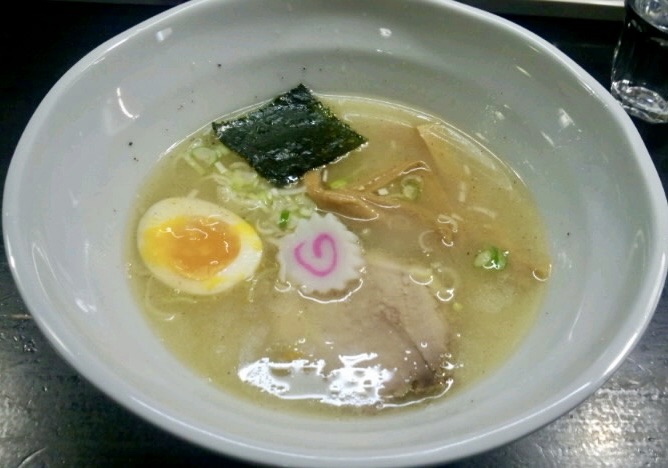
left=141, top=215, right=240, bottom=280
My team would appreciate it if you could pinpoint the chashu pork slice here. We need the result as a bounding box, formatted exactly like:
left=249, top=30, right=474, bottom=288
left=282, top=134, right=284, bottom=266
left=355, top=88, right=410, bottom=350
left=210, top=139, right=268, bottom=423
left=240, top=253, right=451, bottom=405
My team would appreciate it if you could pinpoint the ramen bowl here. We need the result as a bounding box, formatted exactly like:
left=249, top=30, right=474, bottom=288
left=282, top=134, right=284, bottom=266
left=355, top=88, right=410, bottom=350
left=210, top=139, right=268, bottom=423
left=4, top=0, right=667, bottom=466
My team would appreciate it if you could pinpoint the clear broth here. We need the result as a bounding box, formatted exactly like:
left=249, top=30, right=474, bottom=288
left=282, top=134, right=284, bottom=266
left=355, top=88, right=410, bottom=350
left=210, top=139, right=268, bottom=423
left=126, top=94, right=550, bottom=417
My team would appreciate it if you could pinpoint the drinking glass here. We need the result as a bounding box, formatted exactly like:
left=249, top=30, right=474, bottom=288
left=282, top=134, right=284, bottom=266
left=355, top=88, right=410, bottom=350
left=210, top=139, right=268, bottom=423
left=611, top=0, right=668, bottom=124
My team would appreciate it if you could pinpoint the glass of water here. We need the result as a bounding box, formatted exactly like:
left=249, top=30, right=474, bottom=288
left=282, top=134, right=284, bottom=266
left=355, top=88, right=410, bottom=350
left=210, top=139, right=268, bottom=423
left=611, top=0, right=668, bottom=124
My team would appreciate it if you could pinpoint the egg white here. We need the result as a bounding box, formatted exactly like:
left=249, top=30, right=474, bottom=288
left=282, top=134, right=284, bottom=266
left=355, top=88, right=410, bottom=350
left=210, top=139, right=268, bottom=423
left=137, top=197, right=263, bottom=295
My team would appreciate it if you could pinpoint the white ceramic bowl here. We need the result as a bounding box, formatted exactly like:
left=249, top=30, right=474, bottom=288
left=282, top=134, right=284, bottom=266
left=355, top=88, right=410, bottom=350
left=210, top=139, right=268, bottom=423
left=4, top=0, right=667, bottom=466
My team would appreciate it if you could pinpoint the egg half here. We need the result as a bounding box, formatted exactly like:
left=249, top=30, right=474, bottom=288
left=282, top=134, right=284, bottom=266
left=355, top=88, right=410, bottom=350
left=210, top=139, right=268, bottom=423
left=137, top=197, right=263, bottom=295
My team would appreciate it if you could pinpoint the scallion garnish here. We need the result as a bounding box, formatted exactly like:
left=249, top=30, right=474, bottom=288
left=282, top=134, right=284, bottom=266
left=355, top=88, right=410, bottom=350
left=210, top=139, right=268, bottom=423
left=473, top=246, right=508, bottom=270
left=278, top=210, right=290, bottom=230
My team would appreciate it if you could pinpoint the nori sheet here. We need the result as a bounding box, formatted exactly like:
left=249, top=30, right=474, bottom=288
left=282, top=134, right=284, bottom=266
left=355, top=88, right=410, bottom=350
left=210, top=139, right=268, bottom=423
left=212, top=84, right=367, bottom=187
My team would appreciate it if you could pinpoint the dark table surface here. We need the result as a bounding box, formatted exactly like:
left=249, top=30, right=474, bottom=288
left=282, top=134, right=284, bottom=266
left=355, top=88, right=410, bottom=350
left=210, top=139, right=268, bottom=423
left=1, top=1, right=667, bottom=467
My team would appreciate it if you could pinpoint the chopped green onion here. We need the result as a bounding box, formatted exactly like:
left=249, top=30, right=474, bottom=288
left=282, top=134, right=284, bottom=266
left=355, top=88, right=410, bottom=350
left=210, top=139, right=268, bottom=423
left=215, top=144, right=231, bottom=157
left=473, top=246, right=508, bottom=270
left=401, top=176, right=422, bottom=200
left=278, top=210, right=290, bottom=230
left=329, top=179, right=348, bottom=189
left=177, top=133, right=316, bottom=240
left=188, top=137, right=204, bottom=150
left=214, top=161, right=228, bottom=174
left=183, top=153, right=206, bottom=175
left=191, top=147, right=217, bottom=166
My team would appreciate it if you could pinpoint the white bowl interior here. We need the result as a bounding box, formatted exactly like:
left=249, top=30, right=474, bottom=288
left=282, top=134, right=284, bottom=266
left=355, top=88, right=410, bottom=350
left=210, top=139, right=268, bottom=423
left=4, top=0, right=667, bottom=466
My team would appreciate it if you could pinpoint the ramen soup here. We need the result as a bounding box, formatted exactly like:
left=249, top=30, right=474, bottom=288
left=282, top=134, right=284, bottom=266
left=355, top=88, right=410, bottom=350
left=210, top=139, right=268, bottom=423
left=126, top=91, right=551, bottom=416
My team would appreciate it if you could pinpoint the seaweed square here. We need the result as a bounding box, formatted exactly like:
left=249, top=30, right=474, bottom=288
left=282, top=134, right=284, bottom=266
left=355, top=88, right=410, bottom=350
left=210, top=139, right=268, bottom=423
left=212, top=84, right=367, bottom=186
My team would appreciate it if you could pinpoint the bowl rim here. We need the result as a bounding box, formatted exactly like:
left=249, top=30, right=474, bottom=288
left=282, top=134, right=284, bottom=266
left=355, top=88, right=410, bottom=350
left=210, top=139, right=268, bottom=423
left=3, top=0, right=668, bottom=465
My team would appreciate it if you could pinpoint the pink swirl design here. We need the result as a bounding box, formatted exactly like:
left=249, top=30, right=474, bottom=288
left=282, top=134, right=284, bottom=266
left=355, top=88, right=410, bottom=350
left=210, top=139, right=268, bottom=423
left=293, top=233, right=338, bottom=277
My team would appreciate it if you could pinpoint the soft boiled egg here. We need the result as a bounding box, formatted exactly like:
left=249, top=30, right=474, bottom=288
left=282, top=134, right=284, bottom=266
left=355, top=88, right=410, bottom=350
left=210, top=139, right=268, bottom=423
left=137, top=197, right=263, bottom=295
